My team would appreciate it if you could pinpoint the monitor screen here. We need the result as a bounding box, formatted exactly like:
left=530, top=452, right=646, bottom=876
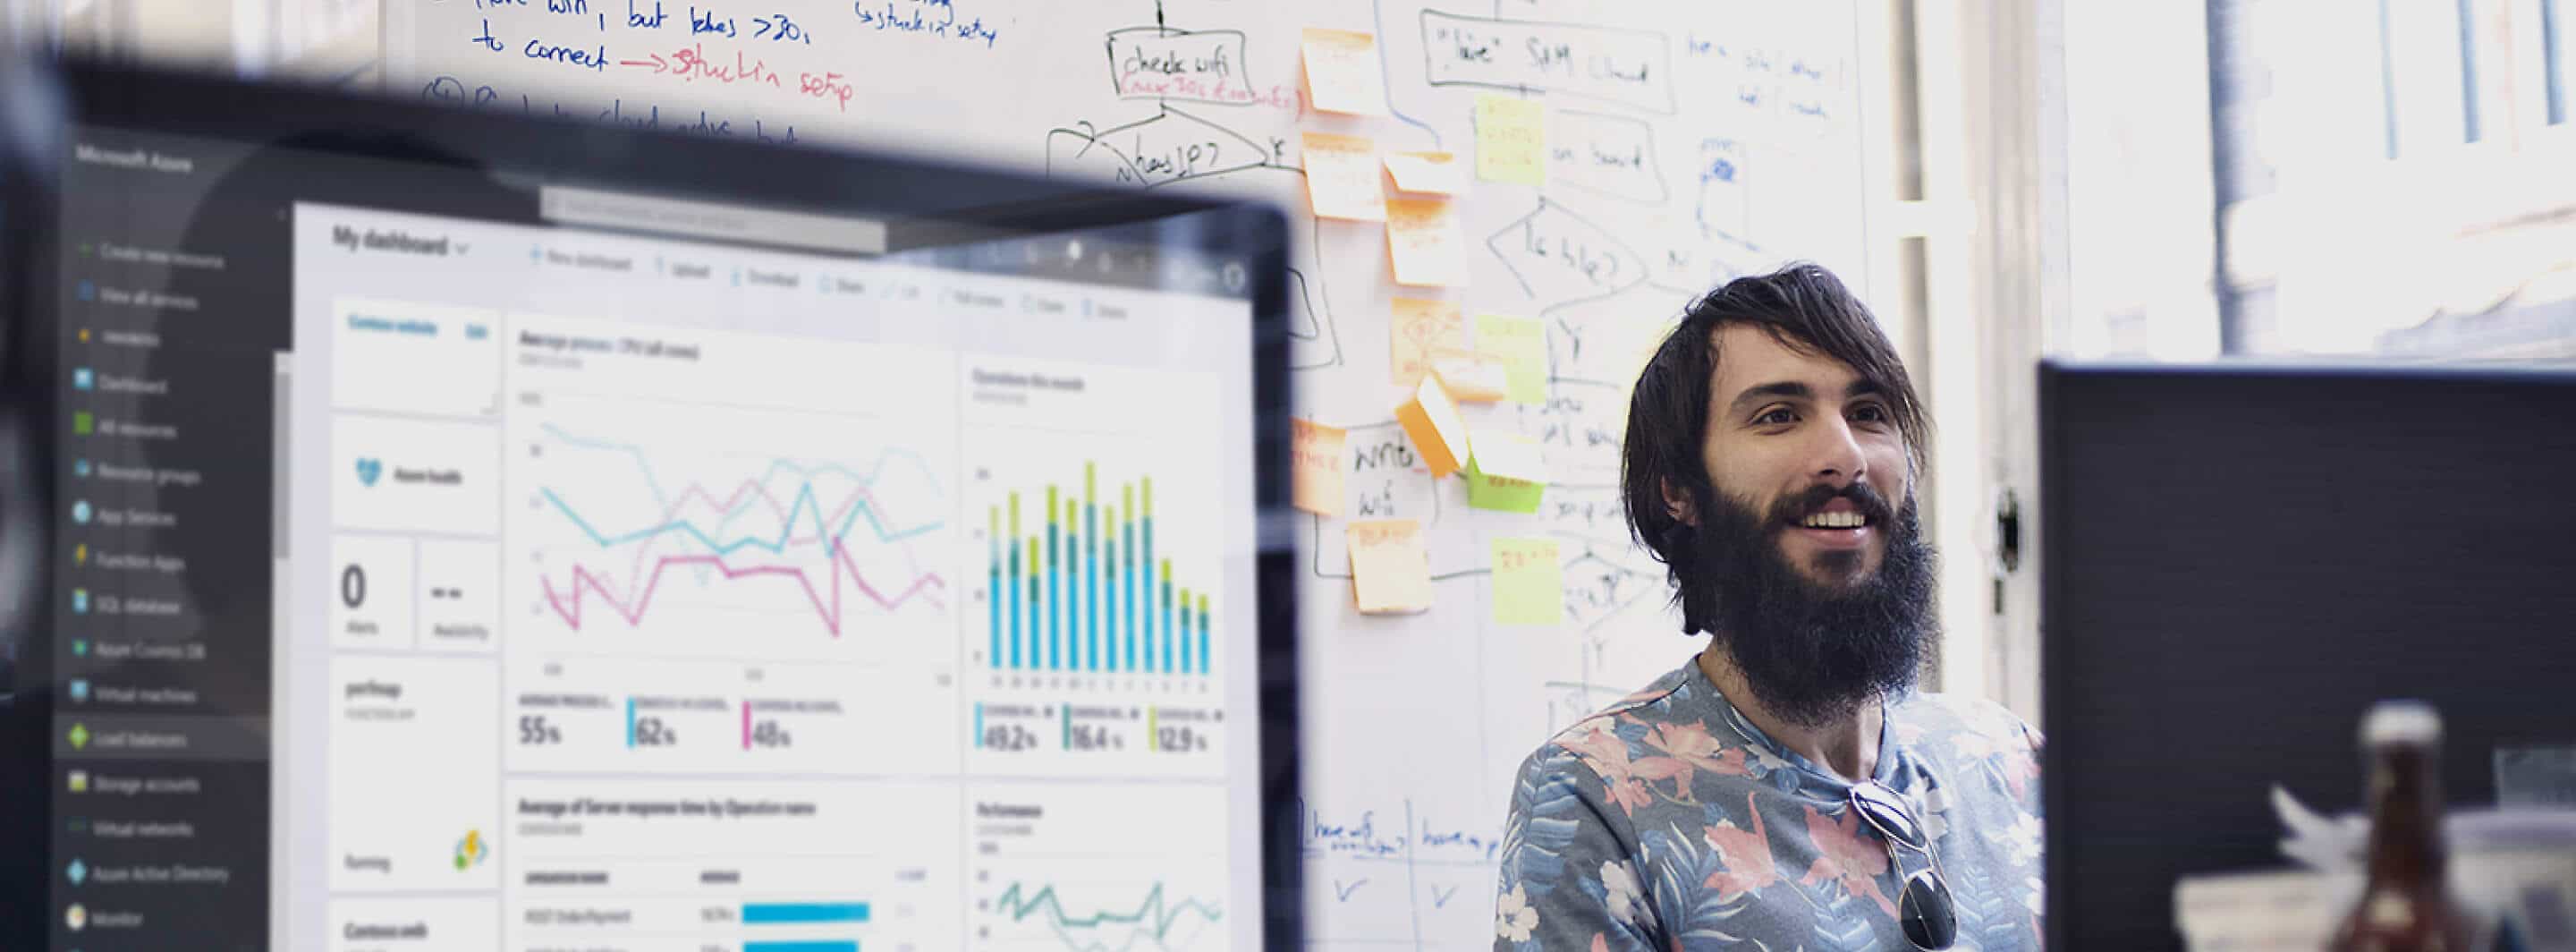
left=2, top=64, right=1297, bottom=952
left=2038, top=361, right=2576, bottom=948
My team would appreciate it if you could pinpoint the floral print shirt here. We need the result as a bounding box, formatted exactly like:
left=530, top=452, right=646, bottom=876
left=1495, top=656, right=2045, bottom=950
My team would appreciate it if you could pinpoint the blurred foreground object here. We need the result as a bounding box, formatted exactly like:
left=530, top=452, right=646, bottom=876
left=2171, top=715, right=2576, bottom=952
left=2326, top=701, right=2483, bottom=952
left=2041, top=362, right=2576, bottom=948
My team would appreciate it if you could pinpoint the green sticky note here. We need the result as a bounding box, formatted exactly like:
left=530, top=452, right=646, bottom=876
left=1466, top=432, right=1548, bottom=514
left=1492, top=538, right=1563, bottom=625
left=1465, top=457, right=1545, bottom=514
left=1477, top=314, right=1547, bottom=404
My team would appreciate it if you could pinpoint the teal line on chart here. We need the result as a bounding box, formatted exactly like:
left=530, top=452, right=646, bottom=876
left=543, top=422, right=939, bottom=507
left=991, top=881, right=1222, bottom=952
left=540, top=422, right=942, bottom=542
left=541, top=480, right=940, bottom=557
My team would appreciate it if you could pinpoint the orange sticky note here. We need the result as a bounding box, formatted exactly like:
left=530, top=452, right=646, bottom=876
left=1385, top=198, right=1467, bottom=288
left=1475, top=94, right=1546, bottom=185
left=1385, top=151, right=1467, bottom=194
left=1301, top=132, right=1386, bottom=222
left=1302, top=29, right=1388, bottom=116
left=1389, top=297, right=1465, bottom=386
left=1431, top=349, right=1508, bottom=403
left=1292, top=418, right=1349, bottom=517
left=1348, top=519, right=1433, bottom=614
left=1394, top=374, right=1472, bottom=479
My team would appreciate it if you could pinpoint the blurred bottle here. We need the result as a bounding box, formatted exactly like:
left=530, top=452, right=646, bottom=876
left=2327, top=701, right=2480, bottom=952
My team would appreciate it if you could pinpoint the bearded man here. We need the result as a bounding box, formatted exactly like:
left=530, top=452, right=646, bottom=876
left=1492, top=264, right=2043, bottom=951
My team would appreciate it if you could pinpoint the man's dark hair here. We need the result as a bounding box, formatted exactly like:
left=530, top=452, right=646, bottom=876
left=1619, top=263, right=1929, bottom=630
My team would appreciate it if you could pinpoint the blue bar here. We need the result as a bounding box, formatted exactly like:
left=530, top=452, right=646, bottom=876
left=1047, top=511, right=1060, bottom=670
left=1162, top=575, right=1174, bottom=673
left=1026, top=548, right=1039, bottom=669
left=742, top=902, right=870, bottom=924
left=1006, top=540, right=1021, bottom=668
left=1199, top=602, right=1211, bottom=676
left=1143, top=515, right=1157, bottom=673
left=625, top=697, right=635, bottom=748
left=743, top=942, right=858, bottom=952
left=973, top=702, right=983, bottom=748
left=1063, top=500, right=1080, bottom=670
left=1104, top=536, right=1119, bottom=672
left=1060, top=516, right=1076, bottom=671
left=1123, top=514, right=1138, bottom=670
left=1180, top=598, right=1191, bottom=673
left=1086, top=501, right=1098, bottom=672
left=989, top=532, right=1002, bottom=670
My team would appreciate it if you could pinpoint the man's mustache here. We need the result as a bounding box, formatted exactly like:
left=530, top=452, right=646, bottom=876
left=1765, top=480, right=1899, bottom=530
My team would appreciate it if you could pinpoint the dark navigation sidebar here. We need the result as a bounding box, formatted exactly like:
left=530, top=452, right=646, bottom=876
left=50, top=129, right=287, bottom=952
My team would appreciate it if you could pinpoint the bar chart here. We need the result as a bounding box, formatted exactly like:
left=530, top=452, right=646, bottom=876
left=959, top=359, right=1232, bottom=778
left=983, top=462, right=1216, bottom=681
left=497, top=775, right=951, bottom=952
left=741, top=900, right=869, bottom=952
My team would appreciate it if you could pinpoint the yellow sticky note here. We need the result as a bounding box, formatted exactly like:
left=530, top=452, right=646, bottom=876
left=1475, top=94, right=1546, bottom=185
left=1301, top=132, right=1386, bottom=222
left=1431, top=349, right=1509, bottom=403
left=1394, top=374, right=1472, bottom=479
left=1292, top=418, right=1349, bottom=517
left=1477, top=314, right=1548, bottom=404
left=1302, top=29, right=1388, bottom=116
left=1389, top=297, right=1465, bottom=387
left=1492, top=537, right=1564, bottom=625
left=1349, top=519, right=1433, bottom=614
left=1385, top=198, right=1467, bottom=288
left=1465, top=431, right=1547, bottom=513
left=1385, top=151, right=1468, bottom=195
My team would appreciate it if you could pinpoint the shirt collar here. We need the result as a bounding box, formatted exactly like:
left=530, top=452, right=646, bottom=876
left=1678, top=653, right=1909, bottom=795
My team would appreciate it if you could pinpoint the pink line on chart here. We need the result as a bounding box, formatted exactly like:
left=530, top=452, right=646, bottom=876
left=586, top=476, right=910, bottom=603
left=542, top=540, right=948, bottom=636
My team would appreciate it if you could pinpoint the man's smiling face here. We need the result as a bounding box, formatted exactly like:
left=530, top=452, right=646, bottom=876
left=1680, top=324, right=1916, bottom=590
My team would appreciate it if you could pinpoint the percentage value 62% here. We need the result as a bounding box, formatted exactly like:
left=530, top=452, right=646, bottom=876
left=632, top=716, right=678, bottom=747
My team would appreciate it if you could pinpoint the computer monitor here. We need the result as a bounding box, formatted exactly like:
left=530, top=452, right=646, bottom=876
left=0, top=62, right=1301, bottom=951
left=2038, top=361, right=2576, bottom=948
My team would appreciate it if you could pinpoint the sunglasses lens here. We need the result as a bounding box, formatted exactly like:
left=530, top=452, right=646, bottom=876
left=1850, top=784, right=1928, bottom=850
left=1899, top=870, right=1958, bottom=949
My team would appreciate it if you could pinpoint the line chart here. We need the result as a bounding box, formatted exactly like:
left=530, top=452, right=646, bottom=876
left=508, top=391, right=955, bottom=660
left=987, top=880, right=1224, bottom=952
left=535, top=473, right=950, bottom=635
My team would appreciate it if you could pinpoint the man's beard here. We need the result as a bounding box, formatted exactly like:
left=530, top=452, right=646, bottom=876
left=1679, top=480, right=1937, bottom=728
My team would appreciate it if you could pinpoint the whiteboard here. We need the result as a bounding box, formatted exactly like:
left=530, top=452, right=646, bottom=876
left=383, top=1, right=1881, bottom=946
